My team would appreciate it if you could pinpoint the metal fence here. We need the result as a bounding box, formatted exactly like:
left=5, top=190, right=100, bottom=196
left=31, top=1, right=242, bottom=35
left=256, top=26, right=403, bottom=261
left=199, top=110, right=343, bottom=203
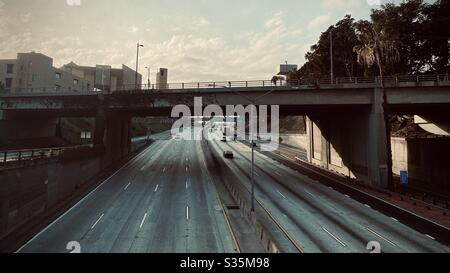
left=2, top=74, right=449, bottom=94
left=0, top=144, right=93, bottom=164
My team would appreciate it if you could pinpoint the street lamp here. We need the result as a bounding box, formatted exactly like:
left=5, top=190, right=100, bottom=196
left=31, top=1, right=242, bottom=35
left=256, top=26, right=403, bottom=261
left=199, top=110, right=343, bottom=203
left=135, top=42, right=144, bottom=91
left=330, top=28, right=334, bottom=84
left=145, top=66, right=151, bottom=89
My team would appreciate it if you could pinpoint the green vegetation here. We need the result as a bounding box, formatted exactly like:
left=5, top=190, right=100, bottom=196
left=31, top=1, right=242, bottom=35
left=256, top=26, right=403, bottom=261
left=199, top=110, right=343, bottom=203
left=291, top=0, right=450, bottom=81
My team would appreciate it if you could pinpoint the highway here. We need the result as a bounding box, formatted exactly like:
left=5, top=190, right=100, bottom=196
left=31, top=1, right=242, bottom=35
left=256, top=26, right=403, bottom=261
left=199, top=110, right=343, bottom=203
left=18, top=130, right=237, bottom=253
left=16, top=129, right=450, bottom=253
left=207, top=130, right=449, bottom=253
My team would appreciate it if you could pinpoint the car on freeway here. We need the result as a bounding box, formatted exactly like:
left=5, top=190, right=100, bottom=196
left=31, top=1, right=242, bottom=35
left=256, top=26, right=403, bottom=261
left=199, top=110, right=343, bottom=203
left=223, top=151, right=234, bottom=159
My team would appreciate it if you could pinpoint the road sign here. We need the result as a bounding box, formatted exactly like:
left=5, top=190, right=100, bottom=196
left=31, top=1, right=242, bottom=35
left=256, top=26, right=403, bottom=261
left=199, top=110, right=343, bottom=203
left=400, top=171, right=408, bottom=185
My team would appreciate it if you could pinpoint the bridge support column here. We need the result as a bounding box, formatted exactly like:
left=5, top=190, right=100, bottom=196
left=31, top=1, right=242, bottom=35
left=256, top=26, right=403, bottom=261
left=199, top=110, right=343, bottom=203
left=94, top=109, right=131, bottom=162
left=306, top=88, right=389, bottom=188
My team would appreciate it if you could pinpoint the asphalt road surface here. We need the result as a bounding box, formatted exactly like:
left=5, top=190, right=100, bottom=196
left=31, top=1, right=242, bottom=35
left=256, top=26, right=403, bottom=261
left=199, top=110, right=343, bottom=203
left=17, top=129, right=450, bottom=253
left=209, top=134, right=449, bottom=253
left=18, top=131, right=236, bottom=253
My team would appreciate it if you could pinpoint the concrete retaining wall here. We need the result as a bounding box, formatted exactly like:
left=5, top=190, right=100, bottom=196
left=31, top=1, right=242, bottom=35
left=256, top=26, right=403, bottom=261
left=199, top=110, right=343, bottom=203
left=279, top=134, right=307, bottom=150
left=0, top=140, right=148, bottom=248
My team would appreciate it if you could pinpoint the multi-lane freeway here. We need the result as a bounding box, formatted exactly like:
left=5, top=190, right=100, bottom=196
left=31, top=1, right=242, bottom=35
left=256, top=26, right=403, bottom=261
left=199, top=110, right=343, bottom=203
left=17, top=129, right=450, bottom=253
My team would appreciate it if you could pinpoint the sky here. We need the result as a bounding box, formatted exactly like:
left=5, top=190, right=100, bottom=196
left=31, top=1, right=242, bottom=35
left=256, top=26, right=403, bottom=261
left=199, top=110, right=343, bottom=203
left=0, top=0, right=434, bottom=82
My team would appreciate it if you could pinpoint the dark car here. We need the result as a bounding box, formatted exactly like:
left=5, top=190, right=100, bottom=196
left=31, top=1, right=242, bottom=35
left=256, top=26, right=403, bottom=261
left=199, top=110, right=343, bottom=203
left=223, top=151, right=234, bottom=159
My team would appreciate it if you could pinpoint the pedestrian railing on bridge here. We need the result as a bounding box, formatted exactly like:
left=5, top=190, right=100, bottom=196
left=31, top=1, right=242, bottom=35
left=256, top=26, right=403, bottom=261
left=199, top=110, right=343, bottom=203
left=0, top=145, right=93, bottom=165
left=2, top=74, right=449, bottom=95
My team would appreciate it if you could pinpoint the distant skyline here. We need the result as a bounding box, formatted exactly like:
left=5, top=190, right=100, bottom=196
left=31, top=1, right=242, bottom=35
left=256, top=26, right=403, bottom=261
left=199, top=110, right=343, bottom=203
left=0, top=0, right=436, bottom=82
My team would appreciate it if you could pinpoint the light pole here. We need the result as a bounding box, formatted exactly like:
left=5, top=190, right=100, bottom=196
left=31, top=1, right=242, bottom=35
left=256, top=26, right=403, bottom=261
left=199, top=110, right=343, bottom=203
left=209, top=84, right=278, bottom=212
left=145, top=66, right=151, bottom=89
left=330, top=28, right=334, bottom=84
left=135, top=42, right=144, bottom=91
left=250, top=106, right=256, bottom=212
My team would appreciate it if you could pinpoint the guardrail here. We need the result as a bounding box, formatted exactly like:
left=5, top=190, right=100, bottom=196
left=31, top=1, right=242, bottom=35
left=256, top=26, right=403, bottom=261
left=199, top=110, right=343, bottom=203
left=0, top=145, right=93, bottom=164
left=2, top=74, right=449, bottom=94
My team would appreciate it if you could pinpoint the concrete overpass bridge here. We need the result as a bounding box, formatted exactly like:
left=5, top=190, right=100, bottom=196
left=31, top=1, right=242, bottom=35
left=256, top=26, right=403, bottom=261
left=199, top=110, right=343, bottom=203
left=1, top=74, right=450, bottom=188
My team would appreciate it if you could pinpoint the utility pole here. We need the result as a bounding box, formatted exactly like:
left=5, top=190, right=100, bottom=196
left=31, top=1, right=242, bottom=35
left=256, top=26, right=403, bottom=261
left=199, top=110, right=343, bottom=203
left=145, top=66, right=151, bottom=89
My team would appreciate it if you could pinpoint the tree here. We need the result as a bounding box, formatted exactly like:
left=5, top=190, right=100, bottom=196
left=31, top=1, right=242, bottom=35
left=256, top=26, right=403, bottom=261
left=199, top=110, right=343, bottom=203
left=353, top=20, right=400, bottom=87
left=422, top=0, right=450, bottom=73
left=296, top=15, right=365, bottom=80
left=353, top=20, right=401, bottom=189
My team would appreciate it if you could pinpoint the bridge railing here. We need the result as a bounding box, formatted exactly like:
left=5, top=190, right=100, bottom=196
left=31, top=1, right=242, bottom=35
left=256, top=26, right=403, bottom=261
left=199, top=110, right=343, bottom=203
left=2, top=74, right=449, bottom=95
left=0, top=144, right=93, bottom=164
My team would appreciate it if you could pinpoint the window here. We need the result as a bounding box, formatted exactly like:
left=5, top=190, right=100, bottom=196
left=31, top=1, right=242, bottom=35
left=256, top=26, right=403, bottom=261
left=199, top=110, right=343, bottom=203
left=5, top=78, right=13, bottom=88
left=31, top=74, right=37, bottom=82
left=55, top=84, right=61, bottom=91
left=6, top=64, right=14, bottom=74
left=55, top=72, right=62, bottom=79
left=73, top=79, right=79, bottom=85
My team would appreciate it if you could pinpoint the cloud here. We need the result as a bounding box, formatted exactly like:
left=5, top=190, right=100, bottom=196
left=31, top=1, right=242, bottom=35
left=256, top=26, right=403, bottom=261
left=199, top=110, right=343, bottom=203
left=139, top=12, right=307, bottom=82
left=307, top=14, right=331, bottom=31
left=321, top=0, right=362, bottom=11
left=129, top=25, right=139, bottom=33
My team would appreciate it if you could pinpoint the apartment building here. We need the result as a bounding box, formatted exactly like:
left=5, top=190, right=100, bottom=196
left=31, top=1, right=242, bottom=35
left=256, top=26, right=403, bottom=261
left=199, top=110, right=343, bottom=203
left=156, top=68, right=168, bottom=89
left=0, top=52, right=91, bottom=93
left=62, top=62, right=142, bottom=92
left=0, top=51, right=142, bottom=93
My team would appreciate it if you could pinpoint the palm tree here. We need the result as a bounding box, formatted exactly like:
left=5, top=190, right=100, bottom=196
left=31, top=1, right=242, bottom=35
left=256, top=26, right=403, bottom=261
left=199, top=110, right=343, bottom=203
left=353, top=20, right=400, bottom=190
left=353, top=21, right=400, bottom=86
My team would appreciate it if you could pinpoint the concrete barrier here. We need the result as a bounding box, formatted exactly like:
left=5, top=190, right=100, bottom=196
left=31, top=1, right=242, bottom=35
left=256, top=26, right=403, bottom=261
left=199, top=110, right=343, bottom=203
left=0, top=140, right=150, bottom=252
left=202, top=140, right=299, bottom=253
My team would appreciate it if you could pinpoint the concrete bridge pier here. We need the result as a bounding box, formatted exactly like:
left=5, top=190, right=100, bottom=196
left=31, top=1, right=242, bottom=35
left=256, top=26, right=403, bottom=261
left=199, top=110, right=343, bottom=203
left=306, top=88, right=389, bottom=188
left=94, top=109, right=131, bottom=162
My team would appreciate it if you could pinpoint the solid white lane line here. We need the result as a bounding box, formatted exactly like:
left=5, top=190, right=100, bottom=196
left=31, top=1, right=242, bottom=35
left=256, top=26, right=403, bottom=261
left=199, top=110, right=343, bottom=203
left=139, top=213, right=148, bottom=230
left=322, top=227, right=346, bottom=247
left=391, top=217, right=399, bottom=222
left=91, top=214, right=104, bottom=230
left=277, top=190, right=287, bottom=199
left=365, top=204, right=371, bottom=208
left=304, top=190, right=314, bottom=197
left=154, top=184, right=159, bottom=192
left=124, top=182, right=131, bottom=191
left=366, top=227, right=397, bottom=246
left=186, top=206, right=190, bottom=220
left=425, top=234, right=436, bottom=240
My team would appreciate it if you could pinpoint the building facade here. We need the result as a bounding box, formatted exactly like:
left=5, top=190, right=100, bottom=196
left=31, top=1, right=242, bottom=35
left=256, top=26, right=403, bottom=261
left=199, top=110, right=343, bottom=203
left=156, top=68, right=168, bottom=89
left=0, top=52, right=91, bottom=93
left=62, top=62, right=142, bottom=92
left=0, top=52, right=142, bottom=93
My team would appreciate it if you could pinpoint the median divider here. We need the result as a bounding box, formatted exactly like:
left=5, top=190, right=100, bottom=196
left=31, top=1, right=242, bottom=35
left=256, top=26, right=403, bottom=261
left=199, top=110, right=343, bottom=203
left=202, top=140, right=300, bottom=253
